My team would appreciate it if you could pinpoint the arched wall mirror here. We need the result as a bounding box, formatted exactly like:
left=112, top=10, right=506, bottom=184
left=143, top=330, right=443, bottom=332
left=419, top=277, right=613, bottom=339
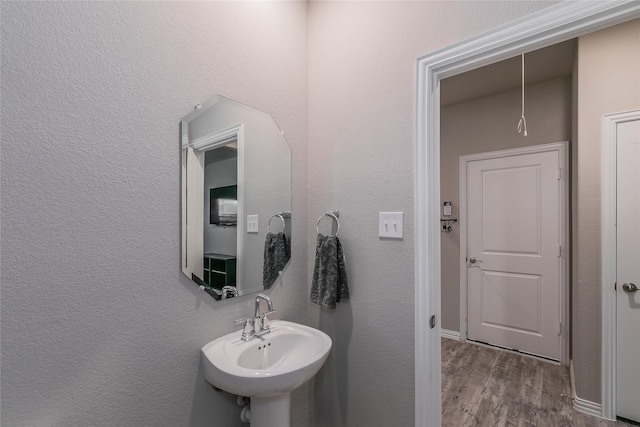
left=181, top=96, right=292, bottom=300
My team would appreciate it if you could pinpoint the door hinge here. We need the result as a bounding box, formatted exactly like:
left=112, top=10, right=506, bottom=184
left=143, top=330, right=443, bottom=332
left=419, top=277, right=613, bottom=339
left=557, top=168, right=562, bottom=180
left=558, top=245, right=562, bottom=258
left=558, top=322, right=562, bottom=336
left=614, top=282, right=617, bottom=290
left=429, top=315, right=437, bottom=329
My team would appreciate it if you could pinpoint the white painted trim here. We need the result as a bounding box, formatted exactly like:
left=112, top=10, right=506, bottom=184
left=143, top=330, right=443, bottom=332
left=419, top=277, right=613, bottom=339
left=236, top=126, right=245, bottom=292
left=415, top=2, right=640, bottom=426
left=569, top=360, right=605, bottom=419
left=570, top=360, right=577, bottom=400
left=569, top=361, right=604, bottom=420
left=459, top=142, right=567, bottom=162
left=181, top=120, right=188, bottom=274
left=415, top=30, right=442, bottom=427
left=601, top=109, right=640, bottom=421
left=190, top=124, right=242, bottom=152
left=569, top=361, right=604, bottom=421
left=458, top=154, right=468, bottom=344
left=440, top=329, right=460, bottom=341
left=181, top=115, right=245, bottom=292
left=570, top=361, right=603, bottom=417
left=559, top=143, right=571, bottom=368
left=575, top=398, right=604, bottom=419
left=458, top=142, right=570, bottom=365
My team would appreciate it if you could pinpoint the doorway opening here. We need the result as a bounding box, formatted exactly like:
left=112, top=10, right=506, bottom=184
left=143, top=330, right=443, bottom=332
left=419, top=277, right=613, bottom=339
left=414, top=3, right=640, bottom=426
left=438, top=40, right=574, bottom=365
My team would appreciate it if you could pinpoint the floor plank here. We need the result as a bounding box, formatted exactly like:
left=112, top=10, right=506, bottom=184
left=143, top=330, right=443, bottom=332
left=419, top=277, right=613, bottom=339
left=442, top=338, right=636, bottom=427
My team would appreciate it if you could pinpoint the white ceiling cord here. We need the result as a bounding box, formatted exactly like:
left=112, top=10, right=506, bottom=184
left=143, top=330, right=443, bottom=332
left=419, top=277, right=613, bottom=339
left=517, top=53, right=528, bottom=136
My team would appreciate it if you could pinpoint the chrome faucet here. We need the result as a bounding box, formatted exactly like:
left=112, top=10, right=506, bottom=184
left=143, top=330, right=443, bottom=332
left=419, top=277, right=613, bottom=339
left=221, top=285, right=238, bottom=299
left=234, top=294, right=276, bottom=341
left=254, top=294, right=274, bottom=318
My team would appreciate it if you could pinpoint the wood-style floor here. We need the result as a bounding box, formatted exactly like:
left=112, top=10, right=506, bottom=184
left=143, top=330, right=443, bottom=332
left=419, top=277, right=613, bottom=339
left=442, top=338, right=636, bottom=427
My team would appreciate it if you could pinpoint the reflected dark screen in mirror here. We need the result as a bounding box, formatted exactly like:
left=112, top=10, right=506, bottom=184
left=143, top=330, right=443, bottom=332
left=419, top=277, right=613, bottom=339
left=210, top=186, right=237, bottom=226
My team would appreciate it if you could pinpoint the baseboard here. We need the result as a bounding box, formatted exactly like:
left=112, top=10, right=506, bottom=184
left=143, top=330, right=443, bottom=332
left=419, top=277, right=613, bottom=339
left=574, top=397, right=603, bottom=418
left=441, top=329, right=460, bottom=341
left=570, top=361, right=604, bottom=418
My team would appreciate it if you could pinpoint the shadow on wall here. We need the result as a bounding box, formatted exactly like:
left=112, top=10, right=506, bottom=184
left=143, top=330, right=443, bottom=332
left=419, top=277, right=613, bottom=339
left=189, top=362, right=245, bottom=427
left=311, top=303, right=353, bottom=427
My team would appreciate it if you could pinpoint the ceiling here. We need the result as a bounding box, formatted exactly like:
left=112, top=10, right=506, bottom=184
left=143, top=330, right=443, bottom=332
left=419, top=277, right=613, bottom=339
left=441, top=39, right=577, bottom=106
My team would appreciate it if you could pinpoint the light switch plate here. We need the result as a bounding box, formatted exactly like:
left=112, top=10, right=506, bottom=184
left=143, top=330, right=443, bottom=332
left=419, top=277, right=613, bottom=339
left=443, top=201, right=452, bottom=216
left=379, top=212, right=404, bottom=239
left=247, top=215, right=259, bottom=233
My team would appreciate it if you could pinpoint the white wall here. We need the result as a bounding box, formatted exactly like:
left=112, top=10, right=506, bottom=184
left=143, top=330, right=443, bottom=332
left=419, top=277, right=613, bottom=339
left=440, top=77, right=573, bottom=332
left=306, top=2, right=559, bottom=426
left=0, top=2, right=308, bottom=426
left=2, top=2, right=573, bottom=426
left=574, top=18, right=640, bottom=404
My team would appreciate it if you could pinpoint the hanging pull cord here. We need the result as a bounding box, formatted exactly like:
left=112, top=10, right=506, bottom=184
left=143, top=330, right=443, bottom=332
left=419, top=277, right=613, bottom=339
left=517, top=54, right=528, bottom=136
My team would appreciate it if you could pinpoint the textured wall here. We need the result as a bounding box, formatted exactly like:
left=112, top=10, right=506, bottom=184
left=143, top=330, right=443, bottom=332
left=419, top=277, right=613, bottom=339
left=306, top=2, right=559, bottom=426
left=0, top=2, right=308, bottom=426
left=574, top=18, right=640, bottom=404
left=440, top=77, right=573, bottom=332
left=2, top=1, right=579, bottom=426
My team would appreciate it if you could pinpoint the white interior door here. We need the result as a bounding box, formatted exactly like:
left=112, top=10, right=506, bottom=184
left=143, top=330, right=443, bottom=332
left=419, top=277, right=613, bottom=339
left=464, top=146, right=563, bottom=361
left=616, top=118, right=640, bottom=423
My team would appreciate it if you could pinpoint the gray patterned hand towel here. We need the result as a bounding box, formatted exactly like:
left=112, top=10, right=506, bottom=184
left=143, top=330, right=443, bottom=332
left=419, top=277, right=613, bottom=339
left=263, top=232, right=290, bottom=289
left=310, top=234, right=349, bottom=309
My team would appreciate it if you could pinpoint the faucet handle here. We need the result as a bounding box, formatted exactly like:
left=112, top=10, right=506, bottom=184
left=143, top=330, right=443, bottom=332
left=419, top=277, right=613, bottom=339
left=234, top=316, right=254, bottom=325
left=234, top=317, right=255, bottom=341
left=259, top=309, right=276, bottom=331
left=261, top=314, right=270, bottom=331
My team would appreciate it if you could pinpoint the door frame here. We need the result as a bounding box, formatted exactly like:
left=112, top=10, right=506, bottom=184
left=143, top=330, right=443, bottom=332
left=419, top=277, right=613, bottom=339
left=458, top=142, right=570, bottom=364
left=601, top=109, right=640, bottom=420
left=414, top=2, right=640, bottom=426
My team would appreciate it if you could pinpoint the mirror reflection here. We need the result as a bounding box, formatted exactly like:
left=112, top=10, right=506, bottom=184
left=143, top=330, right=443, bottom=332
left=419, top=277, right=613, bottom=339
left=181, top=96, right=291, bottom=300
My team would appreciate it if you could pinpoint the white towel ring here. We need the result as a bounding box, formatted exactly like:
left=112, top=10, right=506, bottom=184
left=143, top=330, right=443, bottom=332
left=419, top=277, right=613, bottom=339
left=268, top=214, right=285, bottom=233
left=316, top=212, right=340, bottom=237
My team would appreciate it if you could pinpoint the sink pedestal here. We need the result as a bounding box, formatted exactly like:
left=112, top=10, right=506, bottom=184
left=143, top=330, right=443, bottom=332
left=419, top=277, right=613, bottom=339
left=250, top=393, right=291, bottom=427
left=201, top=320, right=332, bottom=427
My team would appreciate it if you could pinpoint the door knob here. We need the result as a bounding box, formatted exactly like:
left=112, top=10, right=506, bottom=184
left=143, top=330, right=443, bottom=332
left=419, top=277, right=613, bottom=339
left=622, top=282, right=638, bottom=293
left=469, top=257, right=483, bottom=264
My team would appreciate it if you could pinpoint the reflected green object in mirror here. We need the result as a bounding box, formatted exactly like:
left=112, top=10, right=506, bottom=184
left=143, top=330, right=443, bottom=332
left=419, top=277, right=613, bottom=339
left=181, top=96, right=291, bottom=300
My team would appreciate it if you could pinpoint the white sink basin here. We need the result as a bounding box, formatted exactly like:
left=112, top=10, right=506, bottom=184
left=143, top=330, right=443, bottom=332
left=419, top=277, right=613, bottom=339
left=201, top=320, right=332, bottom=398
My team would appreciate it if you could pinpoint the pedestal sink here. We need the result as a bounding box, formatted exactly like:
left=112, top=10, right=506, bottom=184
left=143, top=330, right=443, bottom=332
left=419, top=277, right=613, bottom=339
left=201, top=320, right=332, bottom=427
